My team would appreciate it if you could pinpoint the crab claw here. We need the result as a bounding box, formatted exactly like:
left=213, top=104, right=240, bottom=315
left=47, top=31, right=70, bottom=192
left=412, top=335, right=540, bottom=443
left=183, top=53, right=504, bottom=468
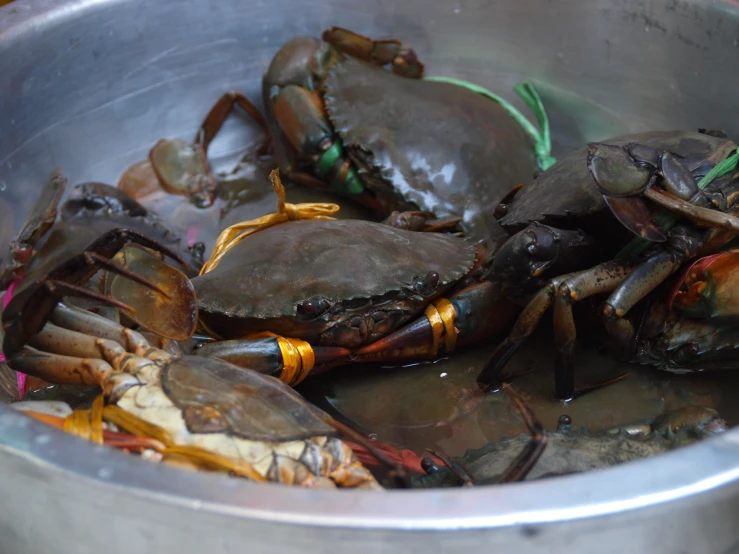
left=322, top=27, right=424, bottom=78
left=669, top=249, right=739, bottom=320
left=587, top=143, right=666, bottom=242
left=149, top=139, right=217, bottom=208
left=193, top=335, right=351, bottom=387
left=354, top=282, right=520, bottom=363
left=0, top=170, right=67, bottom=289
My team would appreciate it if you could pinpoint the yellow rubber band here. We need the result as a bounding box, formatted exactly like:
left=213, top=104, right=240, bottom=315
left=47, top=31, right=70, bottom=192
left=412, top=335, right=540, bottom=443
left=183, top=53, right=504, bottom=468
left=434, top=298, right=458, bottom=354
left=246, top=331, right=315, bottom=387
left=199, top=170, right=340, bottom=275
left=89, top=394, right=105, bottom=445
left=424, top=304, right=443, bottom=357
left=63, top=408, right=91, bottom=440
left=244, top=332, right=316, bottom=386
left=103, top=404, right=175, bottom=447
left=162, top=445, right=266, bottom=482
left=50, top=398, right=266, bottom=482
left=423, top=298, right=458, bottom=357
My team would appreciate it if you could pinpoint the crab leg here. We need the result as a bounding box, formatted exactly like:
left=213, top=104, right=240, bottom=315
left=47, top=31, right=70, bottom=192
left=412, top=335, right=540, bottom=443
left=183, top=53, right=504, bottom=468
left=478, top=260, right=638, bottom=399
left=322, top=27, right=424, bottom=78
left=382, top=211, right=463, bottom=233
left=601, top=251, right=685, bottom=344
left=497, top=384, right=548, bottom=483
left=643, top=188, right=739, bottom=232
left=2, top=228, right=194, bottom=357
left=0, top=170, right=66, bottom=289
left=476, top=274, right=577, bottom=389
left=8, top=348, right=113, bottom=387
left=194, top=91, right=269, bottom=154
left=49, top=303, right=153, bottom=350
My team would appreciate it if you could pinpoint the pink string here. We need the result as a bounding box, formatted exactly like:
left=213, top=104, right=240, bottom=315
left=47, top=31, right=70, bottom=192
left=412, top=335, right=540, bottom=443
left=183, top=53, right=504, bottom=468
left=0, top=279, right=26, bottom=399
left=186, top=225, right=200, bottom=247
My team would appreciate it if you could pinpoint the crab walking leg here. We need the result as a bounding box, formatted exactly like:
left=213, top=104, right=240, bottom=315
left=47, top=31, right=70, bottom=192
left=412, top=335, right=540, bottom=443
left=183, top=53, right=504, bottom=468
left=194, top=91, right=268, bottom=154
left=552, top=261, right=638, bottom=399
left=476, top=274, right=580, bottom=390
left=0, top=170, right=66, bottom=289
left=2, top=227, right=192, bottom=358
left=497, top=383, right=548, bottom=483
left=477, top=260, right=638, bottom=395
left=644, top=188, right=739, bottom=232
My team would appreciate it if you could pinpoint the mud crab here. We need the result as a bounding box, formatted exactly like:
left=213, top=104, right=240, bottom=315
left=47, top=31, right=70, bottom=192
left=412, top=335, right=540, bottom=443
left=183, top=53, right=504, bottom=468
left=0, top=184, right=384, bottom=488
left=191, top=170, right=520, bottom=386
left=118, top=91, right=269, bottom=209
left=4, top=302, right=382, bottom=488
left=630, top=248, right=739, bottom=371
left=414, top=405, right=727, bottom=487
left=261, top=27, right=550, bottom=246
left=0, top=171, right=200, bottom=342
left=478, top=130, right=739, bottom=399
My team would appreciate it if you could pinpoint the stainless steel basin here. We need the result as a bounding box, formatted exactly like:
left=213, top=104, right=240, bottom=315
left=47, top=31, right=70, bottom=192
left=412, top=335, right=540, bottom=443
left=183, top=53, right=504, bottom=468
left=2, top=0, right=739, bottom=552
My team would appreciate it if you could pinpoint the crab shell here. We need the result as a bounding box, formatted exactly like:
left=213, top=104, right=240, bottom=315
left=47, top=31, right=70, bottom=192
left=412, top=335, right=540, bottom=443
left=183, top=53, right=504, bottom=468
left=111, top=355, right=381, bottom=488
left=322, top=58, right=536, bottom=247
left=499, top=130, right=737, bottom=233
left=191, top=219, right=476, bottom=347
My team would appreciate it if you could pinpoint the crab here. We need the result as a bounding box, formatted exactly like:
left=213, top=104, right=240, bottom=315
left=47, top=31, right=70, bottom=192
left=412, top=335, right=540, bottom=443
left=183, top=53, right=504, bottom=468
left=477, top=130, right=739, bottom=399
left=3, top=300, right=382, bottom=489
left=630, top=248, right=739, bottom=372
left=413, top=405, right=727, bottom=487
left=0, top=171, right=203, bottom=344
left=260, top=27, right=544, bottom=246
left=190, top=170, right=520, bottom=386
left=117, top=91, right=269, bottom=209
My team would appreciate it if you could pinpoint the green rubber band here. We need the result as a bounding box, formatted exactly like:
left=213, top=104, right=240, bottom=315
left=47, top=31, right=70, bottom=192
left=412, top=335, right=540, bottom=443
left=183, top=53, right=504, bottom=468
left=616, top=149, right=739, bottom=259
left=424, top=76, right=556, bottom=171
left=316, top=142, right=343, bottom=179
left=316, top=141, right=365, bottom=195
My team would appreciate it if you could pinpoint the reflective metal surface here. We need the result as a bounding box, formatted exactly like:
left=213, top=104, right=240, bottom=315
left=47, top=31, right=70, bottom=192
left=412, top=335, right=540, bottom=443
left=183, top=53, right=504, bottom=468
left=2, top=0, right=739, bottom=551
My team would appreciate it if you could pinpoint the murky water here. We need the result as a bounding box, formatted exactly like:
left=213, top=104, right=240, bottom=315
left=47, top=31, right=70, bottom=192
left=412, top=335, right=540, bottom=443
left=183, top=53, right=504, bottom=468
left=301, top=326, right=739, bottom=458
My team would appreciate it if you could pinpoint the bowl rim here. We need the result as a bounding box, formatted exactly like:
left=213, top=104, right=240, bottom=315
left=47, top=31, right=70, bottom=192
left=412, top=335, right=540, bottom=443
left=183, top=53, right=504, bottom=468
left=2, top=394, right=739, bottom=531
left=2, top=0, right=739, bottom=533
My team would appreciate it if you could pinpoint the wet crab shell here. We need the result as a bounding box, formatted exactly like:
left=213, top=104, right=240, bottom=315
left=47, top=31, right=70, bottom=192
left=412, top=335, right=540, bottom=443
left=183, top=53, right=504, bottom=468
left=191, top=219, right=476, bottom=346
left=499, top=130, right=737, bottom=232
left=323, top=58, right=536, bottom=247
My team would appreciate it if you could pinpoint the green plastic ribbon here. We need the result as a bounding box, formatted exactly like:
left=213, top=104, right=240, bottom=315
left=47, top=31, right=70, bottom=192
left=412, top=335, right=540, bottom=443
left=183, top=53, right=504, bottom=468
left=424, top=77, right=556, bottom=171
left=616, top=149, right=739, bottom=259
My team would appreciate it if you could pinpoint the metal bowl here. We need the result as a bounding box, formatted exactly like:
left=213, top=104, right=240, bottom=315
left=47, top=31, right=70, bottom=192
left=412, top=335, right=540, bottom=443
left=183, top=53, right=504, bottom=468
left=2, top=0, right=739, bottom=552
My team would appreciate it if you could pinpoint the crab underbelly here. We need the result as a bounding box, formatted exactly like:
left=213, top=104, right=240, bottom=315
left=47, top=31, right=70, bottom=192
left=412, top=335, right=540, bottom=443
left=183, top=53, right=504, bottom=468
left=116, top=381, right=312, bottom=475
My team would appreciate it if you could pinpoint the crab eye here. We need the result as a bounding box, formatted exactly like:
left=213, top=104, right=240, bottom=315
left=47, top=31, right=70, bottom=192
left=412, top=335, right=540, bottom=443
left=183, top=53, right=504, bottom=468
left=413, top=271, right=440, bottom=296
left=295, top=297, right=330, bottom=320
left=526, top=243, right=537, bottom=256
